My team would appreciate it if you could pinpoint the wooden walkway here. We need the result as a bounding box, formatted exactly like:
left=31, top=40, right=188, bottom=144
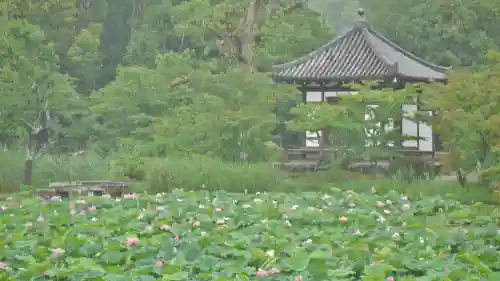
left=37, top=181, right=133, bottom=199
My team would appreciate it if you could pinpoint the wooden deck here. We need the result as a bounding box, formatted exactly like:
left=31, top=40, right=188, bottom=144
left=37, top=181, right=133, bottom=199
left=276, top=146, right=445, bottom=173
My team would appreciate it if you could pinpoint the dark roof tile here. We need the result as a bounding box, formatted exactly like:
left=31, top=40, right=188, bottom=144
left=272, top=21, right=450, bottom=83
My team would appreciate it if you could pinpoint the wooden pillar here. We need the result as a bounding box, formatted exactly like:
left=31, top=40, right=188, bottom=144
left=391, top=76, right=404, bottom=149
left=416, top=93, right=421, bottom=150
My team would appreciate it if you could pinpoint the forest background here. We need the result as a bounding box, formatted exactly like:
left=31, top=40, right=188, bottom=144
left=1, top=0, right=500, bottom=200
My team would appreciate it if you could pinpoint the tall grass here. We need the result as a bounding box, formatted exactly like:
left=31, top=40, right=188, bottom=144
left=141, top=155, right=288, bottom=194
left=0, top=150, right=496, bottom=206
left=290, top=170, right=497, bottom=204
left=0, top=150, right=111, bottom=193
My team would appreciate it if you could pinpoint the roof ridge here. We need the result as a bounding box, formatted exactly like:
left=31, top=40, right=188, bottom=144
left=359, top=27, right=396, bottom=72
left=364, top=25, right=451, bottom=72
left=272, top=27, right=357, bottom=70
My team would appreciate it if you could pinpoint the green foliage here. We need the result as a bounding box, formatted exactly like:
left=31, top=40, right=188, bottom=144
left=0, top=19, right=77, bottom=148
left=359, top=0, right=500, bottom=67
left=410, top=51, right=500, bottom=184
left=0, top=189, right=499, bottom=280
left=141, top=155, right=286, bottom=194
left=98, top=0, right=134, bottom=87
left=1, top=0, right=500, bottom=210
left=90, top=52, right=286, bottom=161
left=67, top=23, right=102, bottom=92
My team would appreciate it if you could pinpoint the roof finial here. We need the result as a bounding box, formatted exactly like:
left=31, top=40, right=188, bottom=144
left=357, top=8, right=365, bottom=18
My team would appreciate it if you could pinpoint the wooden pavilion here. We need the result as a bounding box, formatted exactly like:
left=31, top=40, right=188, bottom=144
left=271, top=9, right=450, bottom=172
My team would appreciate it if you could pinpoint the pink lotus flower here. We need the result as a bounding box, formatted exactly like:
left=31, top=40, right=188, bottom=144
left=255, top=270, right=267, bottom=277
left=376, top=201, right=385, bottom=207
left=125, top=237, right=139, bottom=247
left=352, top=230, right=362, bottom=236
left=294, top=275, right=304, bottom=281
left=155, top=260, right=162, bottom=268
left=123, top=193, right=137, bottom=199
left=0, top=262, right=9, bottom=269
left=159, top=225, right=170, bottom=231
left=386, top=276, right=394, bottom=281
left=339, top=216, right=348, bottom=224
left=256, top=268, right=280, bottom=278
left=51, top=248, right=65, bottom=259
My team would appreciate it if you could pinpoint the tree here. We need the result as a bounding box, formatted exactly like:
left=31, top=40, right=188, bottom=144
left=0, top=20, right=77, bottom=186
left=168, top=0, right=333, bottom=70
left=98, top=0, right=134, bottom=88
left=67, top=23, right=103, bottom=93
left=414, top=50, right=500, bottom=186
left=359, top=0, right=500, bottom=67
left=90, top=52, right=285, bottom=161
left=288, top=86, right=411, bottom=168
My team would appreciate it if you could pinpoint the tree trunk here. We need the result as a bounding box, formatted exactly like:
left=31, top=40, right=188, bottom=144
left=23, top=144, right=33, bottom=186
left=456, top=168, right=467, bottom=188
left=241, top=0, right=259, bottom=71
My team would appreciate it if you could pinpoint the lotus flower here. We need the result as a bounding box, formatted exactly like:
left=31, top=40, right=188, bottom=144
left=159, top=225, right=170, bottom=231
left=256, top=268, right=280, bottom=277
left=265, top=250, right=275, bottom=257
left=339, top=216, right=348, bottom=224
left=0, top=262, right=9, bottom=269
left=352, top=230, right=362, bottom=236
left=392, top=232, right=400, bottom=240
left=125, top=237, right=139, bottom=247
left=123, top=193, right=137, bottom=199
left=51, top=248, right=65, bottom=259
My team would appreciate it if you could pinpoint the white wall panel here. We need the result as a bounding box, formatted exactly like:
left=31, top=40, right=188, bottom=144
left=305, top=131, right=320, bottom=147
left=306, top=92, right=322, bottom=102
left=402, top=104, right=418, bottom=147
left=419, top=111, right=433, bottom=152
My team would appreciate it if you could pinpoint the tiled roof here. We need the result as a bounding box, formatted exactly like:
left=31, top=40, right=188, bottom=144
left=272, top=21, right=450, bottom=83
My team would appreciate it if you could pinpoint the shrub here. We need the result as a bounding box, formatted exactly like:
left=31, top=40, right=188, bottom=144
left=121, top=155, right=288, bottom=194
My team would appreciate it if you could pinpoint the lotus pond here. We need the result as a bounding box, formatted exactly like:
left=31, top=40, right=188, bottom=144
left=0, top=188, right=499, bottom=281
